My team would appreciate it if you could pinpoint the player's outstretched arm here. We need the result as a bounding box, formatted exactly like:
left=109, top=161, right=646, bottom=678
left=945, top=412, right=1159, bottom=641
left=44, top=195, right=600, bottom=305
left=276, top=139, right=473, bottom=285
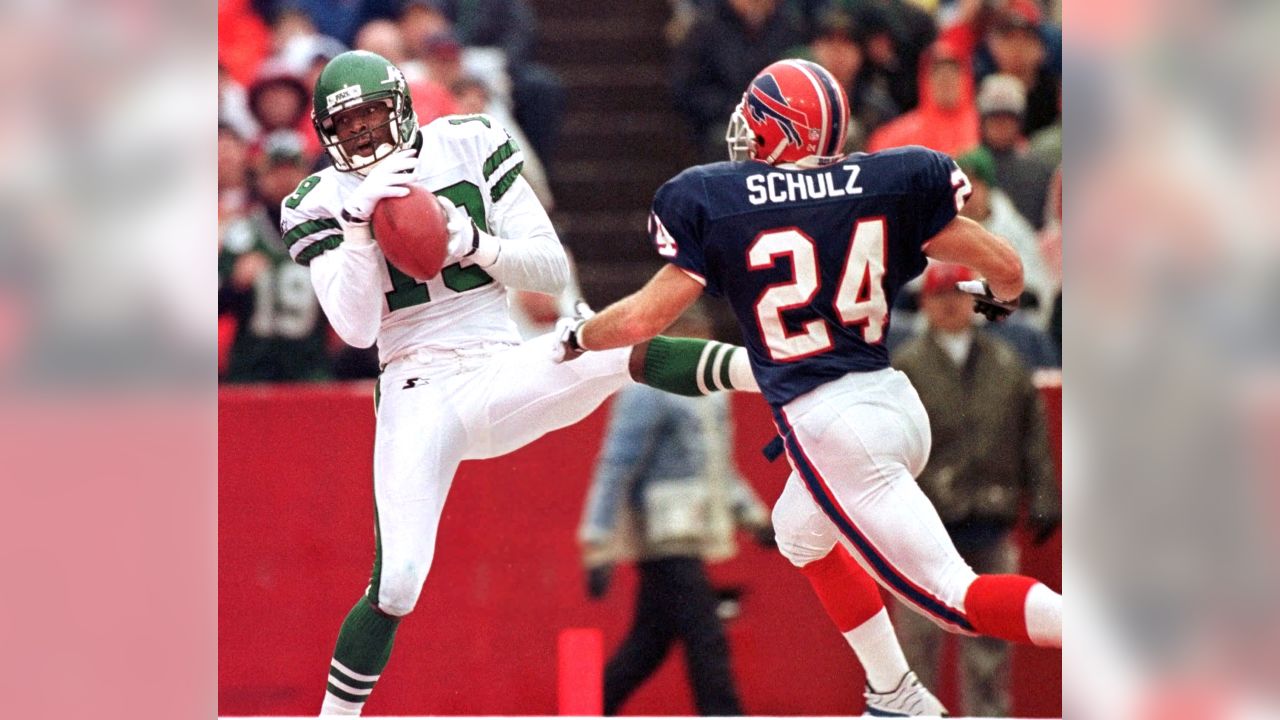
left=922, top=215, right=1024, bottom=302
left=577, top=265, right=705, bottom=351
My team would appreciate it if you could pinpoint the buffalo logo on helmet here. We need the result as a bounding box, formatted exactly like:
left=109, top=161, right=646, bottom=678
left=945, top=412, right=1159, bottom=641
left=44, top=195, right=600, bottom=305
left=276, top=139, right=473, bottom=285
left=745, top=73, right=810, bottom=149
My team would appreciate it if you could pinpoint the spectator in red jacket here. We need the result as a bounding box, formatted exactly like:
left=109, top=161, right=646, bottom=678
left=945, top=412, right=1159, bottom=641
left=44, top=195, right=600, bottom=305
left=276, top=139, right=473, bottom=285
left=867, top=40, right=978, bottom=156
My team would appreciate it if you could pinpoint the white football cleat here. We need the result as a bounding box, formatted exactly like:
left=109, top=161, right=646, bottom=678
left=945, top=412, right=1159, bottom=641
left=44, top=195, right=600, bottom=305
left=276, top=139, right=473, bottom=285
left=863, top=671, right=948, bottom=717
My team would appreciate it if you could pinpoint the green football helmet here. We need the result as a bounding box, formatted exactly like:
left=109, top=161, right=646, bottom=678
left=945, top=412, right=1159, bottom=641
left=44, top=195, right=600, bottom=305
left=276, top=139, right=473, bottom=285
left=311, top=50, right=419, bottom=172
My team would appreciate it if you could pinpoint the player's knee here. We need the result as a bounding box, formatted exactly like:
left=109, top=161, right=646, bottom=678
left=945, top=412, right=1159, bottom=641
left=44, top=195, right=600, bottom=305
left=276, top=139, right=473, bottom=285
left=772, top=500, right=835, bottom=568
left=375, top=562, right=430, bottom=617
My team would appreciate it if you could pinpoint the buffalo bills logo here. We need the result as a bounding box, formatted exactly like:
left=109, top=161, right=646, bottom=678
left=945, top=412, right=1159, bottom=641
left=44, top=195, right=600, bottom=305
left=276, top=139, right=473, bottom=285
left=746, top=74, right=807, bottom=147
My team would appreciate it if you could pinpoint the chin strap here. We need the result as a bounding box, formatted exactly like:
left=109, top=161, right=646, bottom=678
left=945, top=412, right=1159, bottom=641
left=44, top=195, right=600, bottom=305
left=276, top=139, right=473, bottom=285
left=763, top=140, right=789, bottom=165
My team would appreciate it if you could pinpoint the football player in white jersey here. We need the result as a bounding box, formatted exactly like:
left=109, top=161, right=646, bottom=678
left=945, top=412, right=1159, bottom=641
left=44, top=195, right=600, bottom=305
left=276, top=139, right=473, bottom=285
left=281, top=51, right=774, bottom=716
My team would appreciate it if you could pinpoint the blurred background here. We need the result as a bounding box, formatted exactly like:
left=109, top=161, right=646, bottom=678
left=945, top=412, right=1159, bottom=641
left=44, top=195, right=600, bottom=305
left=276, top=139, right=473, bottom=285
left=215, top=0, right=1064, bottom=712
left=216, top=0, right=1063, bottom=717
left=3, top=0, right=1279, bottom=717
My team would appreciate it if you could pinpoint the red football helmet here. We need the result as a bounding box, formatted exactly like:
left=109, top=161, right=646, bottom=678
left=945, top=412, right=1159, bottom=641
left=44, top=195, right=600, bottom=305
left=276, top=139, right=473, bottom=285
left=726, top=59, right=851, bottom=168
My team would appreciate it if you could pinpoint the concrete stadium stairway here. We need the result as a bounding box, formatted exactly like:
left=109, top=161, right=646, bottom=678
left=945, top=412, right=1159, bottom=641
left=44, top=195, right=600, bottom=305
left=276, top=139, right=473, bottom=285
left=531, top=0, right=700, bottom=305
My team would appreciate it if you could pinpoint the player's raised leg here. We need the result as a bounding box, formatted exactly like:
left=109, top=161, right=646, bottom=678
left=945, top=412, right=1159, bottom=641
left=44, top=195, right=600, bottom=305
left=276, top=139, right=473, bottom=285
left=772, top=475, right=947, bottom=716
left=466, top=332, right=757, bottom=460
left=774, top=369, right=1062, bottom=649
left=320, top=370, right=467, bottom=716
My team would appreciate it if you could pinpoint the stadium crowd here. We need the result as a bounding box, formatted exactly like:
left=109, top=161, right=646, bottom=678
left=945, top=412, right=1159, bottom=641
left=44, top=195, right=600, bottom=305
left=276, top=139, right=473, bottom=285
left=218, top=0, right=1061, bottom=383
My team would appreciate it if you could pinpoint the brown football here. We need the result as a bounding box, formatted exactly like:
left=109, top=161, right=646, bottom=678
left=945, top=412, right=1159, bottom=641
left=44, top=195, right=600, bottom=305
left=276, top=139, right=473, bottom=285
left=371, top=184, right=450, bottom=280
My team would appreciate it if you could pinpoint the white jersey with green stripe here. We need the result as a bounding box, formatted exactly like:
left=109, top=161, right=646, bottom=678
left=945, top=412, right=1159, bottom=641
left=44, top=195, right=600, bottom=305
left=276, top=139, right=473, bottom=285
left=279, top=114, right=552, bottom=364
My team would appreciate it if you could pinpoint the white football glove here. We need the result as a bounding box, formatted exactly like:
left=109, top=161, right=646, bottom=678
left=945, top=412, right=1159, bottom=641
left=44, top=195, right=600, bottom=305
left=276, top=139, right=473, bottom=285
left=338, top=148, right=418, bottom=228
left=550, top=300, right=596, bottom=363
left=438, top=195, right=502, bottom=267
left=438, top=196, right=478, bottom=261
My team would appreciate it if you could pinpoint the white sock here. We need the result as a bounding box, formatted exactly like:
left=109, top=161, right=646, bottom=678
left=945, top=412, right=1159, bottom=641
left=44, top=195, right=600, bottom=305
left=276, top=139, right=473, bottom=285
left=727, top=347, right=759, bottom=392
left=1025, top=582, right=1062, bottom=648
left=844, top=607, right=912, bottom=692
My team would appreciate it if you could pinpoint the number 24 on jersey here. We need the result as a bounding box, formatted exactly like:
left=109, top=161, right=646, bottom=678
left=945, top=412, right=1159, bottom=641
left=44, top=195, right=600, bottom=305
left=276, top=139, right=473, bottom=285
left=749, top=219, right=888, bottom=362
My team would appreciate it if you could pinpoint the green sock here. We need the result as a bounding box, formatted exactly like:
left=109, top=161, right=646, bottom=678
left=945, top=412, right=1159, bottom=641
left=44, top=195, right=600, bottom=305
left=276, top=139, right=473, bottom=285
left=321, top=596, right=400, bottom=714
left=642, top=337, right=752, bottom=396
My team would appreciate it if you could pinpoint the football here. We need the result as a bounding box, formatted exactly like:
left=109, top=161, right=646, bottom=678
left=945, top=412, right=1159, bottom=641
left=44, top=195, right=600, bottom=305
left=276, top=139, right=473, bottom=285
left=371, top=184, right=450, bottom=280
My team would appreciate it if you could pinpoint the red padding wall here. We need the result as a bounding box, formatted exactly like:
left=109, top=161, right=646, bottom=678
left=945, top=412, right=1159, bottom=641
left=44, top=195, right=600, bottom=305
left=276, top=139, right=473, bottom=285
left=219, top=383, right=1061, bottom=716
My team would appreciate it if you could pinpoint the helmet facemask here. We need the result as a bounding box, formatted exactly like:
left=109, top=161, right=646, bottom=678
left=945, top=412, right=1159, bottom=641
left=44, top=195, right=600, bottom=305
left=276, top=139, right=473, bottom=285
left=725, top=102, right=757, bottom=162
left=315, top=94, right=417, bottom=173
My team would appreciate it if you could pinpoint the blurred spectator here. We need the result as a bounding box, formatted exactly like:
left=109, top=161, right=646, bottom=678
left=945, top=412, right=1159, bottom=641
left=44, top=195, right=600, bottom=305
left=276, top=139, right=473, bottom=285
left=354, top=20, right=461, bottom=122
left=977, top=73, right=1055, bottom=229
left=867, top=40, right=977, bottom=155
left=354, top=18, right=409, bottom=65
left=890, top=261, right=1060, bottom=716
left=1040, top=166, right=1062, bottom=361
left=579, top=304, right=772, bottom=716
left=983, top=2, right=1058, bottom=137
left=941, top=0, right=1060, bottom=136
left=267, top=5, right=318, bottom=53
left=398, top=0, right=452, bottom=68
left=419, top=32, right=468, bottom=91
left=673, top=0, right=805, bottom=162
left=404, top=15, right=513, bottom=113
left=1028, top=84, right=1061, bottom=167
left=277, top=32, right=347, bottom=88
left=419, top=0, right=566, bottom=164
left=955, top=146, right=1053, bottom=330
left=219, top=0, right=272, bottom=87
left=252, top=0, right=400, bottom=47
left=247, top=61, right=316, bottom=158
left=218, top=130, right=331, bottom=382
left=219, top=63, right=260, bottom=144
left=218, top=125, right=253, bottom=225
left=829, top=0, right=939, bottom=113
left=807, top=10, right=899, bottom=149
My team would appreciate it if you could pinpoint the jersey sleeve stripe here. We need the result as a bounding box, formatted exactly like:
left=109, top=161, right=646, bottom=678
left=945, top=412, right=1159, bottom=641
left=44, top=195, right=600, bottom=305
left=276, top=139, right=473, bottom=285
left=482, top=138, right=519, bottom=181
left=294, top=233, right=344, bottom=265
left=283, top=217, right=341, bottom=249
left=490, top=161, right=524, bottom=203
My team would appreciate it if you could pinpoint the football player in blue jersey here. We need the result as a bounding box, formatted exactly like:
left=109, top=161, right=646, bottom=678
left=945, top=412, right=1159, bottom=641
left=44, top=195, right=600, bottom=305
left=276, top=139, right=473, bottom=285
left=556, top=58, right=1061, bottom=714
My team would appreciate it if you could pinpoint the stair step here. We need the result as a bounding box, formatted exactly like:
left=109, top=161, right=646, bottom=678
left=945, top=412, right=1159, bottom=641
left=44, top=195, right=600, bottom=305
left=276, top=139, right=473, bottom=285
left=532, top=0, right=670, bottom=23
left=558, top=63, right=666, bottom=89
left=563, top=84, right=674, bottom=114
left=527, top=0, right=697, bottom=261
left=562, top=110, right=672, bottom=136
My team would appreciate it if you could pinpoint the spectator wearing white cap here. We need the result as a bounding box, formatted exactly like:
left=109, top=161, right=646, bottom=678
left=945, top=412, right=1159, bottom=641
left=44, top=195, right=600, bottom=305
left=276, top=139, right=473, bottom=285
left=977, top=73, right=1055, bottom=230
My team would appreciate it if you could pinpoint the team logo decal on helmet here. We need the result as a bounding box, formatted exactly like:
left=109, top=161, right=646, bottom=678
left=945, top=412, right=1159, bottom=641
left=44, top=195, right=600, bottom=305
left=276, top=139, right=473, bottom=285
left=746, top=74, right=808, bottom=148
left=726, top=59, right=850, bottom=168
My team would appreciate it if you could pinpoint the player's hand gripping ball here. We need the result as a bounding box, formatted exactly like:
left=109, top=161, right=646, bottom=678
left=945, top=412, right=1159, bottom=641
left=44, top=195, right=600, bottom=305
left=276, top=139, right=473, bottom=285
left=372, top=184, right=451, bottom=280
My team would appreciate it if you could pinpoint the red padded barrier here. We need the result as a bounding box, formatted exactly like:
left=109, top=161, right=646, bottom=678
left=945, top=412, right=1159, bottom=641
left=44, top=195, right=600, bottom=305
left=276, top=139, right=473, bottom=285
left=219, top=381, right=1062, bottom=716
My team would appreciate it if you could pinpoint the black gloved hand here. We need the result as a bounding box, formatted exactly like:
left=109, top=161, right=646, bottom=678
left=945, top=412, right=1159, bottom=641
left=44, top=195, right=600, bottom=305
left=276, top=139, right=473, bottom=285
left=1028, top=514, right=1061, bottom=546
left=956, top=279, right=1020, bottom=322
left=586, top=564, right=614, bottom=599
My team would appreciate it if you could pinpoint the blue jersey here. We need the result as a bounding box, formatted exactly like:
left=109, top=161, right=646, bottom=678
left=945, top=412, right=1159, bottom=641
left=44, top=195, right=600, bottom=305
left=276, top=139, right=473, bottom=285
left=650, top=146, right=969, bottom=408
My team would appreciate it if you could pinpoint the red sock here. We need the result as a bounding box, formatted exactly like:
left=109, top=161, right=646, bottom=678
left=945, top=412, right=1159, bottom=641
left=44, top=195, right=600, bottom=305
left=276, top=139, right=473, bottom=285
left=963, top=574, right=1037, bottom=644
left=798, top=546, right=885, bottom=632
